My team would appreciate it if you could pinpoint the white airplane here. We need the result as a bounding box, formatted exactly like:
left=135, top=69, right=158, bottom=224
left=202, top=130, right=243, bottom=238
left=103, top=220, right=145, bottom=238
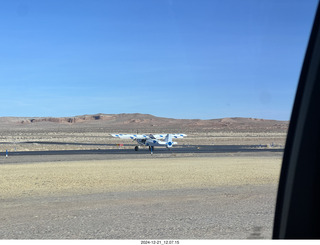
left=111, top=133, right=187, bottom=154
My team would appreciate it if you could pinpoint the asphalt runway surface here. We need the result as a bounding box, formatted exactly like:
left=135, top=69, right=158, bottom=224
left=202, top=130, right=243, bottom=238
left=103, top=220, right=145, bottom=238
left=0, top=144, right=283, bottom=164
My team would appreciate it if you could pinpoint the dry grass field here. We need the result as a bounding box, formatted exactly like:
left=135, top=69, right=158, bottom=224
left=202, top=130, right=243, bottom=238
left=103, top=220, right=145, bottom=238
left=0, top=157, right=282, bottom=199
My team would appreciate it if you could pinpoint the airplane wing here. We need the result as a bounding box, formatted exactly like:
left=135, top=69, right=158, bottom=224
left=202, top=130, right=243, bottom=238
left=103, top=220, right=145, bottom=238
left=153, top=134, right=187, bottom=139
left=111, top=134, right=150, bottom=139
left=172, top=134, right=187, bottom=139
left=111, top=134, right=187, bottom=140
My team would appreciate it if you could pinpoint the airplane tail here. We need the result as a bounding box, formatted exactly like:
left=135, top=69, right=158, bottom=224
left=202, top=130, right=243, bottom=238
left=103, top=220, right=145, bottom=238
left=165, top=134, right=173, bottom=148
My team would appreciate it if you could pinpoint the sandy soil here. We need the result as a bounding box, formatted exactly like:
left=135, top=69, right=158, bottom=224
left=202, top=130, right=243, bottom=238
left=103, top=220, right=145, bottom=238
left=0, top=157, right=281, bottom=199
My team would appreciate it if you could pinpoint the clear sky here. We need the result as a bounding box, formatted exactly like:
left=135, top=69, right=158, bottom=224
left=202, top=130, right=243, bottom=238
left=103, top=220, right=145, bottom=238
left=0, top=0, right=318, bottom=120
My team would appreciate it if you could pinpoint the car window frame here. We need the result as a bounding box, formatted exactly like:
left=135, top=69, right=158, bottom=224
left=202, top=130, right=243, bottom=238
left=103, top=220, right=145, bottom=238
left=273, top=1, right=320, bottom=239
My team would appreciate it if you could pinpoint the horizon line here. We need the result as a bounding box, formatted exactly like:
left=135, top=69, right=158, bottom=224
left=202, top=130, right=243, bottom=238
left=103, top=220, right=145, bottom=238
left=0, top=113, right=290, bottom=122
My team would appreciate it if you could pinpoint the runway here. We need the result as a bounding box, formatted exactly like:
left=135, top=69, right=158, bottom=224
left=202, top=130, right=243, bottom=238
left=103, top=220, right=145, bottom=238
left=5, top=144, right=283, bottom=155
left=0, top=144, right=283, bottom=164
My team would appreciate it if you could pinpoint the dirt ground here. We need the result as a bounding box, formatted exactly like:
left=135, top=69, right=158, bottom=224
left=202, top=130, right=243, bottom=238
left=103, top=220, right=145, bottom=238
left=0, top=157, right=281, bottom=199
left=0, top=156, right=282, bottom=239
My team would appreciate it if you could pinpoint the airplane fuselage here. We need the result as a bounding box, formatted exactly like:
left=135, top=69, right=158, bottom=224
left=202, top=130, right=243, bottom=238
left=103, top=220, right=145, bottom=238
left=136, top=138, right=177, bottom=147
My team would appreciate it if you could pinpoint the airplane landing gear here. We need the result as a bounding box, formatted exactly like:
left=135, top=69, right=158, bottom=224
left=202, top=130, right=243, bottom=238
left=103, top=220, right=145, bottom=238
left=134, top=146, right=139, bottom=151
left=149, top=146, right=154, bottom=154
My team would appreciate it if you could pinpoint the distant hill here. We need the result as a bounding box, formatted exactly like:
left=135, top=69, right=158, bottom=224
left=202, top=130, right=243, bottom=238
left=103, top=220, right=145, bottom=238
left=0, top=113, right=289, bottom=132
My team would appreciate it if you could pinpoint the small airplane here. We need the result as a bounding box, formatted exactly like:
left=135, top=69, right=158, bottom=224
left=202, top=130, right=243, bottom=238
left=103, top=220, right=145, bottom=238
left=111, top=133, right=187, bottom=154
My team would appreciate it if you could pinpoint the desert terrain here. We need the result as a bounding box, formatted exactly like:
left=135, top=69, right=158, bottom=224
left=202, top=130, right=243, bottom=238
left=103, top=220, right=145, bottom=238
left=0, top=114, right=288, bottom=239
left=0, top=113, right=288, bottom=152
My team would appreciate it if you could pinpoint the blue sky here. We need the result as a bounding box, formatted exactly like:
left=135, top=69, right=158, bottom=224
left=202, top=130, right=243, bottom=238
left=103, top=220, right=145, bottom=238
left=0, top=0, right=318, bottom=120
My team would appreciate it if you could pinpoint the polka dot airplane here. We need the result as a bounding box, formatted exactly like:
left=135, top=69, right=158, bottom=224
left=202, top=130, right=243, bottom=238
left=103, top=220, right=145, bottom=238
left=111, top=133, right=187, bottom=154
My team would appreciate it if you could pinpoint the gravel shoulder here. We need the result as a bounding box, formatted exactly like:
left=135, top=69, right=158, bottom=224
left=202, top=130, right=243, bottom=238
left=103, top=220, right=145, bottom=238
left=0, top=156, right=281, bottom=239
